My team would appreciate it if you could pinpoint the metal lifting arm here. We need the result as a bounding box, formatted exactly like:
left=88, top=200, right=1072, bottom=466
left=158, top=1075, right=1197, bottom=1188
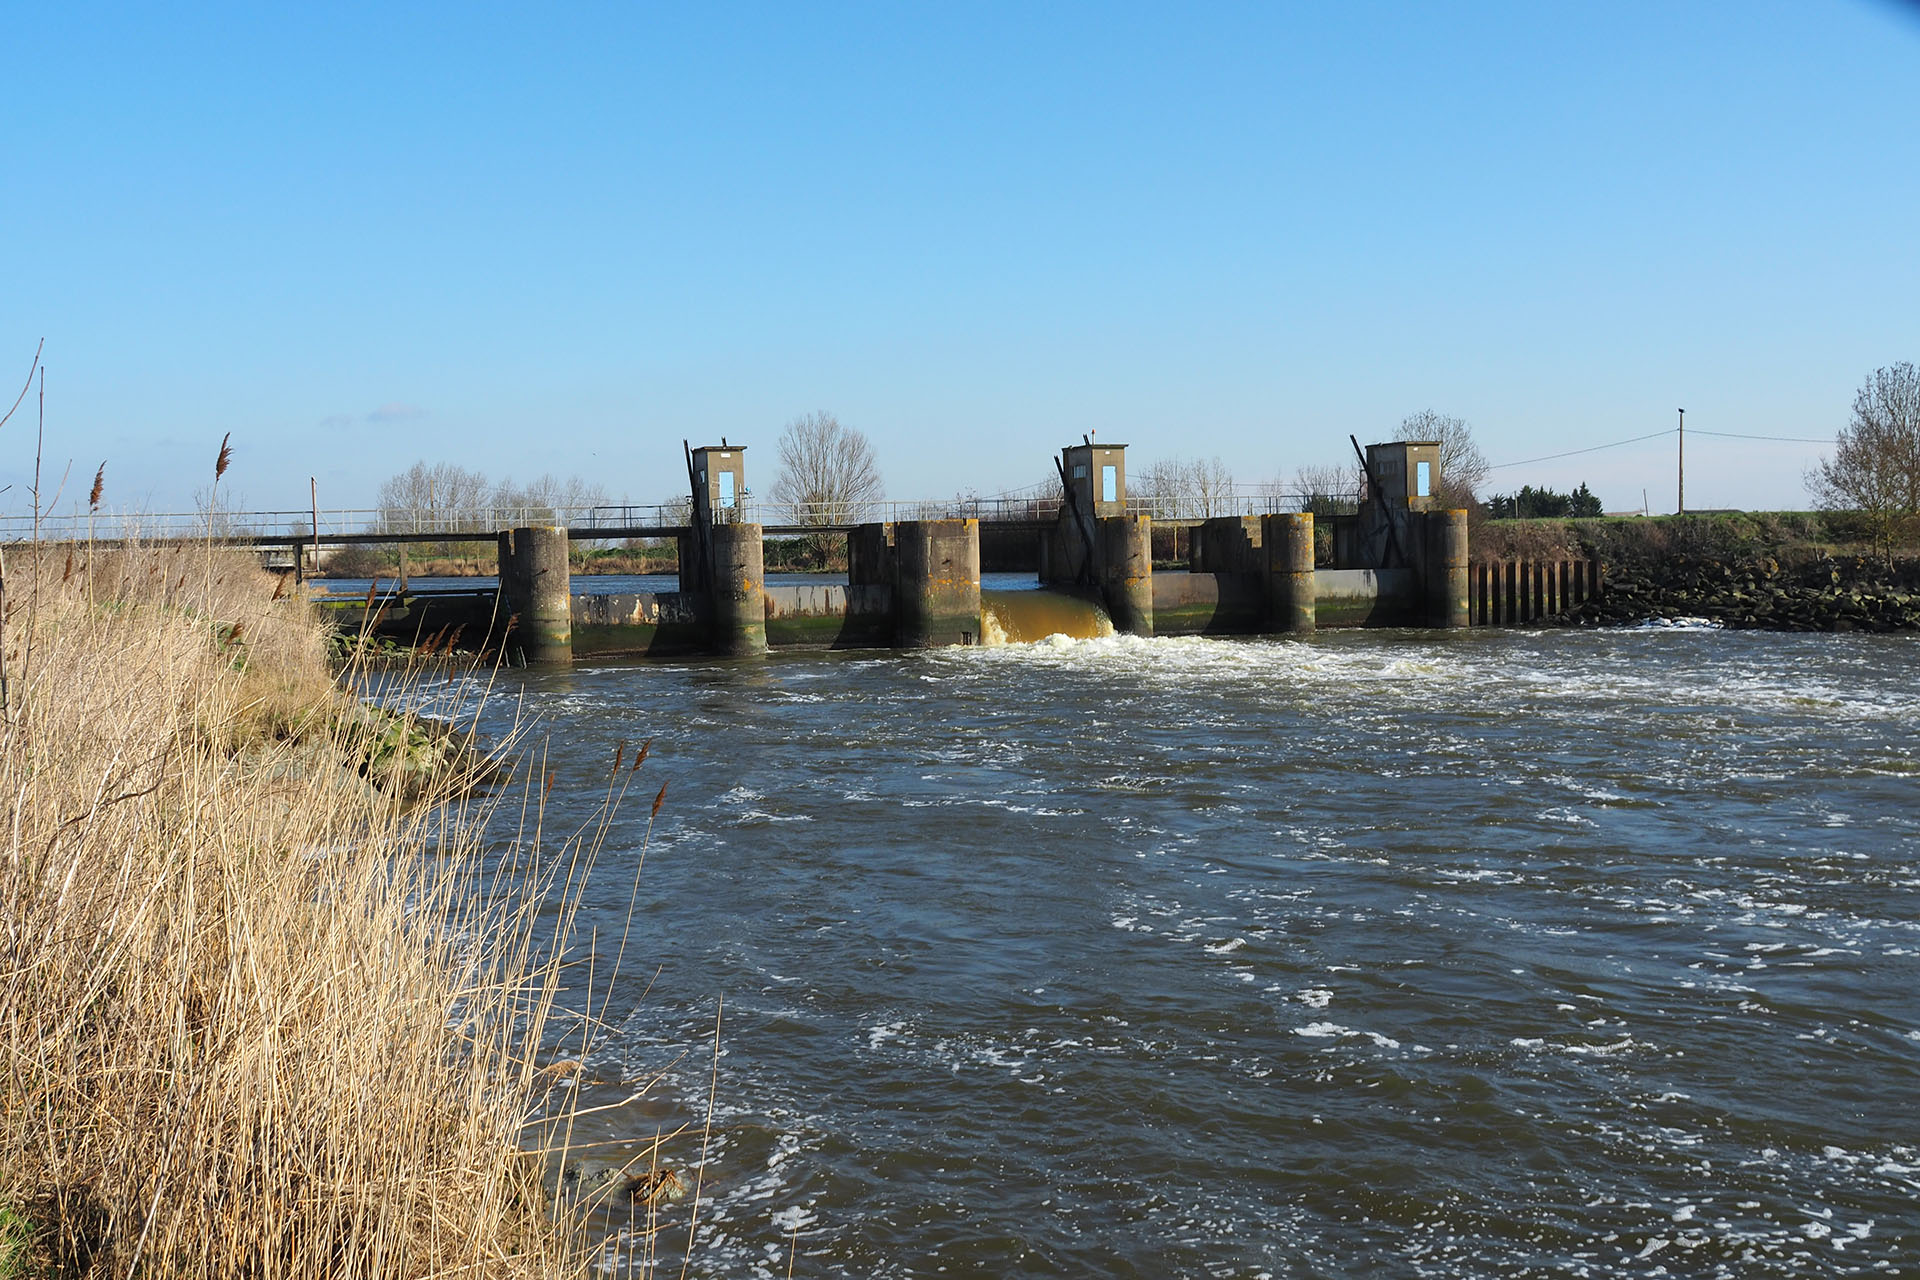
left=683, top=440, right=714, bottom=591
left=1055, top=446, right=1101, bottom=587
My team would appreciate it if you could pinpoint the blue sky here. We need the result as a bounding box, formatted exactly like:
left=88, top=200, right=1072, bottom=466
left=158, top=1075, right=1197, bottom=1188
left=4, top=1, right=1917, bottom=518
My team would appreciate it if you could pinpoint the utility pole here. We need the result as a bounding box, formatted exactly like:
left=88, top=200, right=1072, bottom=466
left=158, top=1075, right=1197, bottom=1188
left=1677, top=408, right=1685, bottom=515
left=305, top=477, right=319, bottom=583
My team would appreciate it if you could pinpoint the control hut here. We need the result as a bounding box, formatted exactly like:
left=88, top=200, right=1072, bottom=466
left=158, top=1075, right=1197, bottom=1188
left=681, top=442, right=750, bottom=597
left=1334, top=440, right=1440, bottom=572
left=1062, top=443, right=1128, bottom=516
left=1043, top=442, right=1129, bottom=587
left=689, top=444, right=747, bottom=526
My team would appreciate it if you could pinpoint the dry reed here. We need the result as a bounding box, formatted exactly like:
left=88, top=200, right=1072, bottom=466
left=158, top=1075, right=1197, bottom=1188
left=0, top=545, right=622, bottom=1278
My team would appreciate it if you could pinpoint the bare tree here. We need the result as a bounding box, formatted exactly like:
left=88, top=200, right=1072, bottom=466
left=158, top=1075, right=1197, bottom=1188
left=1131, top=458, right=1184, bottom=519
left=769, top=411, right=883, bottom=525
left=1134, top=456, right=1236, bottom=519
left=1190, top=456, right=1235, bottom=517
left=493, top=472, right=612, bottom=524
left=193, top=484, right=252, bottom=538
left=375, top=462, right=493, bottom=534
left=1289, top=463, right=1362, bottom=518
left=1808, top=361, right=1920, bottom=553
left=1396, top=410, right=1488, bottom=508
left=494, top=472, right=616, bottom=547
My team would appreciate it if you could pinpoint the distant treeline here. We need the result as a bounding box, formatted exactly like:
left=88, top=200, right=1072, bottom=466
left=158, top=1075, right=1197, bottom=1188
left=1487, top=483, right=1604, bottom=520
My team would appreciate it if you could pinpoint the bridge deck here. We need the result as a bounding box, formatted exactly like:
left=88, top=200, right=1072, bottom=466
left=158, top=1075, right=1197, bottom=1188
left=5, top=521, right=1064, bottom=550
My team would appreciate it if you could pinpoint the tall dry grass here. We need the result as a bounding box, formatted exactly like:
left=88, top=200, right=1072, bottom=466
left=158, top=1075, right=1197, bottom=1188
left=0, top=546, right=622, bottom=1278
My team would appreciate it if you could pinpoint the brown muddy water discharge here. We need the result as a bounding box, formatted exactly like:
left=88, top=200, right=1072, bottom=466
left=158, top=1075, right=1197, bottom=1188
left=403, top=619, right=1920, bottom=1278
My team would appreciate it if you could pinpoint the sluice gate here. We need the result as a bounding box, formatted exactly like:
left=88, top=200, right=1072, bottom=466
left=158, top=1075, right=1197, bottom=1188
left=327, top=438, right=1602, bottom=663
left=982, top=590, right=1114, bottom=644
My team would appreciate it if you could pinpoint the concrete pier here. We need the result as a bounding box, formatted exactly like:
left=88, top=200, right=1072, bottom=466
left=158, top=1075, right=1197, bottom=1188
left=894, top=519, right=981, bottom=647
left=708, top=522, right=768, bottom=656
left=1263, top=512, right=1316, bottom=634
left=497, top=525, right=573, bottom=665
left=1099, top=515, right=1153, bottom=636
left=1428, top=509, right=1470, bottom=628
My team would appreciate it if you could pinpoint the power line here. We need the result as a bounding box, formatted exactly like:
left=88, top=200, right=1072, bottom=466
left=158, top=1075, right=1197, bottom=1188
left=1488, top=425, right=1832, bottom=472
left=1689, top=428, right=1830, bottom=444
left=1487, top=429, right=1674, bottom=470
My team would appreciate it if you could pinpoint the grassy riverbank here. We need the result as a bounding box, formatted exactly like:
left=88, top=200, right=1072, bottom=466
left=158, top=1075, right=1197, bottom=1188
left=0, top=547, right=611, bottom=1278
left=1477, top=511, right=1920, bottom=628
left=1472, top=508, right=1912, bottom=564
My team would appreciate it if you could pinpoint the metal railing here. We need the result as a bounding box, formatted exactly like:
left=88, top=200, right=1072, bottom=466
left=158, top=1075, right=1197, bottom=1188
left=0, top=505, right=688, bottom=544
left=1, top=485, right=1351, bottom=544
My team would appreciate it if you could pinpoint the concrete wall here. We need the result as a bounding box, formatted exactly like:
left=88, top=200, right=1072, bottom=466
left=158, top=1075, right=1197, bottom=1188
left=764, top=583, right=894, bottom=649
left=1151, top=572, right=1264, bottom=635
left=568, top=584, right=896, bottom=656
left=1313, top=569, right=1421, bottom=628
left=1150, top=568, right=1422, bottom=634
left=571, top=591, right=709, bottom=656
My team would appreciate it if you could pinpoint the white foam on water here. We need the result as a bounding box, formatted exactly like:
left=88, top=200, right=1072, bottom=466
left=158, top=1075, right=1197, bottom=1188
left=770, top=1204, right=816, bottom=1233
left=1559, top=1037, right=1649, bottom=1057
left=1633, top=616, right=1721, bottom=630
left=542, top=626, right=1920, bottom=1278
left=1293, top=1021, right=1347, bottom=1038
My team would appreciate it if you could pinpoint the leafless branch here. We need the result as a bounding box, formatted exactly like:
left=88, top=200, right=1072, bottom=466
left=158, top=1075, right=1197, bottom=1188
left=0, top=338, right=43, bottom=433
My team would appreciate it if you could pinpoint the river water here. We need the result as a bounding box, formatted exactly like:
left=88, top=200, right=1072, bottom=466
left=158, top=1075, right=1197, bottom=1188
left=416, top=621, right=1919, bottom=1277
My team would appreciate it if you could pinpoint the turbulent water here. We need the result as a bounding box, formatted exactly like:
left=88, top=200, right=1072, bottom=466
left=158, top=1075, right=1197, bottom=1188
left=418, top=622, right=1919, bottom=1278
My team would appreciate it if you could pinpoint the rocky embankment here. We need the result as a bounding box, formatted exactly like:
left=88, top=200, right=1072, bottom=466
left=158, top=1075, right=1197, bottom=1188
left=1567, top=554, right=1920, bottom=631
left=233, top=705, right=495, bottom=817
